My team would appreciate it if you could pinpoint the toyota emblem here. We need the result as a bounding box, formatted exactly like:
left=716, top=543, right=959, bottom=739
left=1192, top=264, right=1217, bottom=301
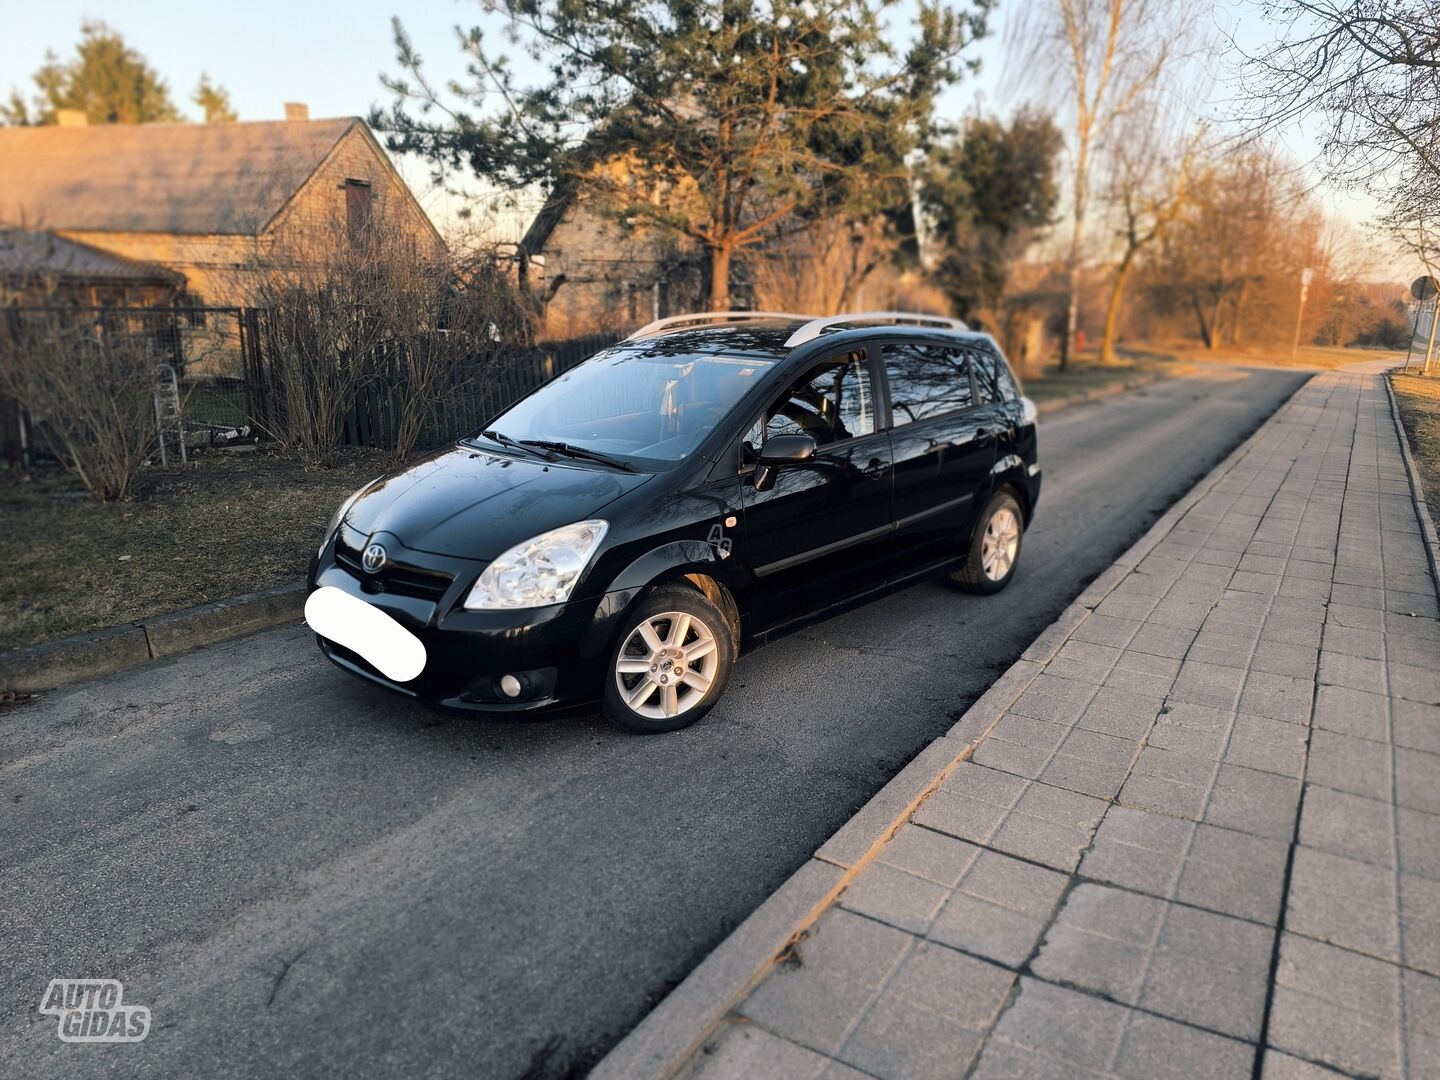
left=361, top=543, right=388, bottom=573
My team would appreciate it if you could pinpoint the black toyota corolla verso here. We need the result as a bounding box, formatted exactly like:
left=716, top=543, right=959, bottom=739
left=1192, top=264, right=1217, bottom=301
left=306, top=311, right=1041, bottom=732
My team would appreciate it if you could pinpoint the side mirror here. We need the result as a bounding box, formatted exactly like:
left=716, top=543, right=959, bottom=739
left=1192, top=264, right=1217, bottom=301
left=753, top=433, right=817, bottom=492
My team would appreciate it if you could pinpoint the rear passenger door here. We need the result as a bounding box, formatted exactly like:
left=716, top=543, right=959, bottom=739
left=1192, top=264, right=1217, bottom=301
left=882, top=341, right=997, bottom=564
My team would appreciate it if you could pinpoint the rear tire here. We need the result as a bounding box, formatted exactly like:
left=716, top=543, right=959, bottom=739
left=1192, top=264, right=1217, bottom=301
left=951, top=490, right=1024, bottom=594
left=603, top=585, right=735, bottom=733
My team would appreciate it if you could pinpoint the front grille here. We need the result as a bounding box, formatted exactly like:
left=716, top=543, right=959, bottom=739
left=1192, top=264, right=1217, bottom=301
left=335, top=537, right=453, bottom=602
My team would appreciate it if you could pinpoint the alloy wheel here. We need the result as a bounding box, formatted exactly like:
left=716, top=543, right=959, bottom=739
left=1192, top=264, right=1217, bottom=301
left=614, top=611, right=720, bottom=720
left=981, top=506, right=1021, bottom=581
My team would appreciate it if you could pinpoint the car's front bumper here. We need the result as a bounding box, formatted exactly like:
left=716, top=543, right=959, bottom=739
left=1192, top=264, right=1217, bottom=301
left=309, top=527, right=633, bottom=714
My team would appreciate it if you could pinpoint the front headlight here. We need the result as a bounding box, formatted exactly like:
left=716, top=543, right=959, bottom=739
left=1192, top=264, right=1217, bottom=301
left=319, top=486, right=366, bottom=558
left=463, top=520, right=609, bottom=610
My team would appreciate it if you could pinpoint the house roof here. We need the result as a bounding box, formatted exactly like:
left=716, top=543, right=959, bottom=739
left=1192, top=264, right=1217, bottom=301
left=0, top=118, right=362, bottom=235
left=0, top=229, right=182, bottom=284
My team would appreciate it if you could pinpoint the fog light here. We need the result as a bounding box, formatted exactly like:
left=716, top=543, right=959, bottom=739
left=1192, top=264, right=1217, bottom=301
left=499, top=674, right=523, bottom=698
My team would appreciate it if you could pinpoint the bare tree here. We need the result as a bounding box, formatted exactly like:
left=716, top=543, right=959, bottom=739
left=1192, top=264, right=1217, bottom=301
left=1009, top=0, right=1209, bottom=367
left=1242, top=2, right=1440, bottom=223
left=0, top=303, right=159, bottom=500
left=749, top=218, right=893, bottom=315
left=1096, top=126, right=1204, bottom=362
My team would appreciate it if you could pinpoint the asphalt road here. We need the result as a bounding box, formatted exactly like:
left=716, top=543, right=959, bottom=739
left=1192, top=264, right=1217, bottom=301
left=1, top=365, right=1310, bottom=1079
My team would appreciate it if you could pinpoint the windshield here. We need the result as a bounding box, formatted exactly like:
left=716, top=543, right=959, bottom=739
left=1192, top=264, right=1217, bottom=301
left=468, top=345, right=774, bottom=470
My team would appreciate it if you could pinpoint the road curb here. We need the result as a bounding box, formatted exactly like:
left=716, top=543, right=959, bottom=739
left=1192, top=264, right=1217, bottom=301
left=0, top=583, right=305, bottom=696
left=1385, top=373, right=1440, bottom=600
left=592, top=369, right=1310, bottom=1080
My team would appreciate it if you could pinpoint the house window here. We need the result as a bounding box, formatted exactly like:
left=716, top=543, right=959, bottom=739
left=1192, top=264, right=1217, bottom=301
left=177, top=291, right=206, bottom=327
left=344, top=179, right=373, bottom=241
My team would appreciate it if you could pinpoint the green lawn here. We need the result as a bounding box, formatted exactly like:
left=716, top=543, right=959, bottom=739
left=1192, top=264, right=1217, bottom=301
left=1, top=447, right=392, bottom=650
left=1018, top=354, right=1178, bottom=403
left=1391, top=372, right=1440, bottom=509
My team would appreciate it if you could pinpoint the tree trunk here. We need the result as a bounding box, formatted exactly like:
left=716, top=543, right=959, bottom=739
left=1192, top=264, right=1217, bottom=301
left=1190, top=293, right=1215, bottom=349
left=1099, top=252, right=1135, bottom=365
left=709, top=245, right=731, bottom=309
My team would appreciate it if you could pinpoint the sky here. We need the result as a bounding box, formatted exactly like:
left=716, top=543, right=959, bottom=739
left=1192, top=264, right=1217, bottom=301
left=0, top=0, right=1411, bottom=280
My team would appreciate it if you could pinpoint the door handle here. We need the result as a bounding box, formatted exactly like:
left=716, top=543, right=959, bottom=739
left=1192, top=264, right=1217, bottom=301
left=862, top=457, right=887, bottom=479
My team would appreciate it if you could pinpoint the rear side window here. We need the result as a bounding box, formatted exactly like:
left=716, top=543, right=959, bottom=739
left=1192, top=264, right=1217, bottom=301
left=881, top=344, right=974, bottom=425
left=972, top=347, right=1020, bottom=404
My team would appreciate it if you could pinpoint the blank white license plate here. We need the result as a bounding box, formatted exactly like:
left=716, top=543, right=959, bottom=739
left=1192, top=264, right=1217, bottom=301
left=305, top=586, right=427, bottom=683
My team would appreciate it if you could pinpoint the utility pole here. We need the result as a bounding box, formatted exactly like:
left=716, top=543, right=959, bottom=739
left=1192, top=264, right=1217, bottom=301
left=1290, top=267, right=1313, bottom=360
left=1426, top=294, right=1440, bottom=376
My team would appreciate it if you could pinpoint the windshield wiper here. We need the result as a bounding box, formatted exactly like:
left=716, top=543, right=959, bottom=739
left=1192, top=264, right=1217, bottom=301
left=480, top=429, right=556, bottom=461
left=520, top=439, right=637, bottom=472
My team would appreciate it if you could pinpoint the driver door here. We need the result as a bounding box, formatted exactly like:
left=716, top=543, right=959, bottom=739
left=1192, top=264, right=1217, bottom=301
left=739, top=348, right=894, bottom=626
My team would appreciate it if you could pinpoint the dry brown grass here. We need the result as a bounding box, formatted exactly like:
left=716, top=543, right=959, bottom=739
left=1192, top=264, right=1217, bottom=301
left=2, top=447, right=391, bottom=650
left=1123, top=341, right=1403, bottom=371
left=1391, top=373, right=1440, bottom=509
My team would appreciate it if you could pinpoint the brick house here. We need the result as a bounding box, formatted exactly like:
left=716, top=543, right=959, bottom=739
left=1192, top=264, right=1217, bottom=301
left=0, top=109, right=446, bottom=309
left=0, top=228, right=182, bottom=306
left=518, top=164, right=711, bottom=339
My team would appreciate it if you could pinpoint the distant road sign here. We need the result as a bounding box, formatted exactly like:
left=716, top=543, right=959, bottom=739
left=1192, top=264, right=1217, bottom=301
left=1412, top=275, right=1438, bottom=300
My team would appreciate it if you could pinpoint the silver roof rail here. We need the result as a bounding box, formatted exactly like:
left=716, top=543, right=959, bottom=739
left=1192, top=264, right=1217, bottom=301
left=783, top=311, right=969, bottom=347
left=627, top=311, right=812, bottom=341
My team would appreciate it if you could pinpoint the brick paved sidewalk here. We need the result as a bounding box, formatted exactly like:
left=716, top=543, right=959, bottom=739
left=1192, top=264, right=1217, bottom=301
left=617, top=368, right=1440, bottom=1079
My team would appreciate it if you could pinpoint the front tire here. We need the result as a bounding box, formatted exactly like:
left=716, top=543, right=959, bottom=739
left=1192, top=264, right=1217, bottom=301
left=951, top=490, right=1024, bottom=594
left=603, top=585, right=735, bottom=733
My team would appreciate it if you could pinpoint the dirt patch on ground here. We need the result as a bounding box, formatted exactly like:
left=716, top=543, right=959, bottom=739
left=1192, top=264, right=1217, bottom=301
left=1391, top=373, right=1440, bottom=508
left=2, top=447, right=393, bottom=650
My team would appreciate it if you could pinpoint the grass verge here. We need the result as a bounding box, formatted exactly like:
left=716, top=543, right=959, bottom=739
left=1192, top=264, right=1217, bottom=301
left=1391, top=372, right=1440, bottom=508
left=1123, top=341, right=1401, bottom=371
left=1018, top=353, right=1177, bottom=403
left=2, top=448, right=392, bottom=651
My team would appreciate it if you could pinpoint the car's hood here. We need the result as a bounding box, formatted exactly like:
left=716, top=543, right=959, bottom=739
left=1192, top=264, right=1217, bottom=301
left=344, top=445, right=653, bottom=559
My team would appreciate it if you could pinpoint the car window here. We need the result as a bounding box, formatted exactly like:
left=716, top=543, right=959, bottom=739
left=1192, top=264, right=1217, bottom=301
left=744, top=350, right=874, bottom=461
left=882, top=343, right=974, bottom=424
left=972, top=347, right=1019, bottom=404
left=469, top=344, right=773, bottom=470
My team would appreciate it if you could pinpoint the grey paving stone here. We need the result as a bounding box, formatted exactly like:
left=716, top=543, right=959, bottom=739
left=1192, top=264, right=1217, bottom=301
left=976, top=976, right=1129, bottom=1077
left=1225, top=713, right=1308, bottom=778
left=1322, top=622, right=1386, bottom=660
left=912, top=762, right=1027, bottom=846
left=1326, top=603, right=1386, bottom=631
left=1259, top=1050, right=1351, bottom=1079
left=1081, top=805, right=1192, bottom=896
left=1094, top=593, right=1162, bottom=621
left=1079, top=684, right=1167, bottom=737
left=1204, top=763, right=1302, bottom=841
left=989, top=781, right=1108, bottom=871
left=1300, top=785, right=1395, bottom=869
left=1391, top=661, right=1440, bottom=705
left=835, top=941, right=1012, bottom=1080
left=738, top=907, right=913, bottom=1053
left=1313, top=683, right=1389, bottom=740
left=926, top=850, right=1067, bottom=967
left=877, top=824, right=981, bottom=887
left=1008, top=674, right=1098, bottom=725
left=1031, top=883, right=1166, bottom=1005
left=1171, top=660, right=1248, bottom=710
left=1141, top=901, right=1274, bottom=1039
left=1128, top=623, right=1199, bottom=659
left=1071, top=613, right=1143, bottom=649
left=1307, top=728, right=1393, bottom=802
left=1269, top=932, right=1405, bottom=1079
left=1177, top=823, right=1290, bottom=925
left=1395, top=698, right=1440, bottom=755
left=839, top=861, right=951, bottom=935
left=1393, top=806, right=1440, bottom=881
left=1147, top=702, right=1234, bottom=759
left=1250, top=639, right=1319, bottom=679
left=1240, top=670, right=1316, bottom=723
left=1397, top=746, right=1440, bottom=816
left=1113, top=1009, right=1257, bottom=1080
left=1286, top=845, right=1399, bottom=963
left=685, top=1022, right=858, bottom=1080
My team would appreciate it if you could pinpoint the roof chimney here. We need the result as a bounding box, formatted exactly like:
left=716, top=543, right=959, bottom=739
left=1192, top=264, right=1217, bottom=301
left=55, top=109, right=88, bottom=127
left=284, top=102, right=309, bottom=122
